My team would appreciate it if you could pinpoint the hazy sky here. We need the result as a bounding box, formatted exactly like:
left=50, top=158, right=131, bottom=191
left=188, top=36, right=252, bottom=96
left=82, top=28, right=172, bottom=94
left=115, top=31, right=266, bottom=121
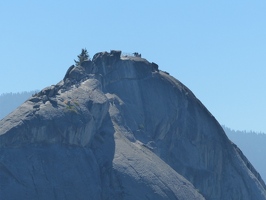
left=1, top=1, right=265, bottom=133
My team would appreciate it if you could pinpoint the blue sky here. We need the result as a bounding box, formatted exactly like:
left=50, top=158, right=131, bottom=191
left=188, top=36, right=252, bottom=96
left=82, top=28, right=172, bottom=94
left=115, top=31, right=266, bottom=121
left=1, top=1, right=265, bottom=133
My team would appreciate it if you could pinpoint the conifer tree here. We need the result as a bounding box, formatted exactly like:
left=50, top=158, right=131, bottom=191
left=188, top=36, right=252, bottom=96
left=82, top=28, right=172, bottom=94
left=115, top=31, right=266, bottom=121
left=74, top=48, right=90, bottom=66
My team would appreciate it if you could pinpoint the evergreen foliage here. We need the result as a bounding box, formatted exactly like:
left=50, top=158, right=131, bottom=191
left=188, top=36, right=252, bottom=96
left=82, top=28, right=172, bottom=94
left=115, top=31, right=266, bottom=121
left=74, top=48, right=90, bottom=66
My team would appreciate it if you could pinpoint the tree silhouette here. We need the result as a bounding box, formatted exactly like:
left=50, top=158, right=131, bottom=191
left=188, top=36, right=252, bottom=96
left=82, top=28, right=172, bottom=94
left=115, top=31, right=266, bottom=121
left=74, top=48, right=90, bottom=66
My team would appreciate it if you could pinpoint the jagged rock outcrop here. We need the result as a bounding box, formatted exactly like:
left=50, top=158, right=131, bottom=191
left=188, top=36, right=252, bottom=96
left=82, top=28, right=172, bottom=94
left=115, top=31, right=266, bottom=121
left=0, top=50, right=265, bottom=199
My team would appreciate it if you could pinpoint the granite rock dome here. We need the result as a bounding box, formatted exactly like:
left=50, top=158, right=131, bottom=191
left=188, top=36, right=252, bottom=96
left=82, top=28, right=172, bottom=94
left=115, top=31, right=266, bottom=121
left=0, top=50, right=265, bottom=199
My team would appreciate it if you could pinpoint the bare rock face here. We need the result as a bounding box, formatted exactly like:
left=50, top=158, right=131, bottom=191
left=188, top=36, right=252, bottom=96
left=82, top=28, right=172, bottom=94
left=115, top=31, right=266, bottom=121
left=0, top=51, right=265, bottom=200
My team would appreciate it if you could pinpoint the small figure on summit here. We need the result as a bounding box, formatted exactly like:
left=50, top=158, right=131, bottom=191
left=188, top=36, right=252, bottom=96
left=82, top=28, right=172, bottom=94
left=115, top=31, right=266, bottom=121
left=133, top=52, right=141, bottom=57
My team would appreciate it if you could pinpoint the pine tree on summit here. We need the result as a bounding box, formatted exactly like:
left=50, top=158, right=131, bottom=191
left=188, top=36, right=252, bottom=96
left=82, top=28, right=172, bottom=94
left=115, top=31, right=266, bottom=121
left=74, top=48, right=90, bottom=66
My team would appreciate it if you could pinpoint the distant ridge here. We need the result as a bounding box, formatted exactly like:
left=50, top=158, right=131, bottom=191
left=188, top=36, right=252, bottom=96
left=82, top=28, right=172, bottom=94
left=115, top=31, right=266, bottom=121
left=0, top=91, right=38, bottom=119
left=223, top=125, right=266, bottom=182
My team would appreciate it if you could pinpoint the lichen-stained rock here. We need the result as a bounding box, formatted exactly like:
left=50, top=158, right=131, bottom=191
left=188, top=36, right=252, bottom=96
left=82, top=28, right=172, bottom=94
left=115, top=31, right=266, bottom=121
left=0, top=50, right=265, bottom=199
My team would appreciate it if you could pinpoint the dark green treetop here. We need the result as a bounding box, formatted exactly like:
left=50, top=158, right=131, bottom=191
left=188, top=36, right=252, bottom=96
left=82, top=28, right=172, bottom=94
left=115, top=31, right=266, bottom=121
left=74, top=48, right=90, bottom=66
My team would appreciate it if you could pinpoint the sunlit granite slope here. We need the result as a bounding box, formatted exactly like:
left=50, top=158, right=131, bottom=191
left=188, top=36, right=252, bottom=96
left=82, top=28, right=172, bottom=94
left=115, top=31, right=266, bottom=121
left=0, top=51, right=265, bottom=199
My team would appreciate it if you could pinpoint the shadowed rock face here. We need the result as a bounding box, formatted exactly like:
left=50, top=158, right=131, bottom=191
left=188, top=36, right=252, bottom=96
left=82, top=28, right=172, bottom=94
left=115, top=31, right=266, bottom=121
left=0, top=51, right=265, bottom=200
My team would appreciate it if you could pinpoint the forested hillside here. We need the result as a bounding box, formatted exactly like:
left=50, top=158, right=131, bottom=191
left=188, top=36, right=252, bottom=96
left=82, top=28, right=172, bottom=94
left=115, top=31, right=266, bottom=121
left=224, top=126, right=266, bottom=182
left=0, top=91, right=37, bottom=119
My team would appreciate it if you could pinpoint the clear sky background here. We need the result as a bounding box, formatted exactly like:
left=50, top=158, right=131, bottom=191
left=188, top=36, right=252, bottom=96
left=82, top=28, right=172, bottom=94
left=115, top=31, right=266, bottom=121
left=0, top=1, right=265, bottom=133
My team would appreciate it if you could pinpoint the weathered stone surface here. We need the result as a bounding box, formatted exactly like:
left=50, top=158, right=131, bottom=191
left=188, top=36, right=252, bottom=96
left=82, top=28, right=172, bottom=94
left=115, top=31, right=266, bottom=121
left=0, top=50, right=265, bottom=199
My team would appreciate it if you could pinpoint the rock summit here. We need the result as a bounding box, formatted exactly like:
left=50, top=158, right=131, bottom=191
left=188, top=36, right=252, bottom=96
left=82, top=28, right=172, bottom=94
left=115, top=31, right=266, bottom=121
left=0, top=50, right=265, bottom=199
